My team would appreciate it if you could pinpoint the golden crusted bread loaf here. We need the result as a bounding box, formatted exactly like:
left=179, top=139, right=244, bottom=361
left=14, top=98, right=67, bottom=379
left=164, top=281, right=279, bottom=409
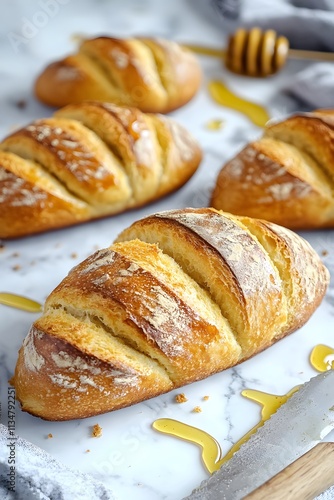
left=211, top=110, right=334, bottom=229
left=34, top=36, right=202, bottom=112
left=11, top=208, right=329, bottom=421
left=0, top=102, right=201, bottom=238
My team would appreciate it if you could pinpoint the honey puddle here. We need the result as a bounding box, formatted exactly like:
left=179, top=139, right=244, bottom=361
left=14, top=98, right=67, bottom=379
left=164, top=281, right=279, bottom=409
left=205, top=119, right=225, bottom=131
left=310, top=344, right=334, bottom=372
left=208, top=80, right=270, bottom=128
left=0, top=292, right=42, bottom=313
left=153, top=386, right=298, bottom=473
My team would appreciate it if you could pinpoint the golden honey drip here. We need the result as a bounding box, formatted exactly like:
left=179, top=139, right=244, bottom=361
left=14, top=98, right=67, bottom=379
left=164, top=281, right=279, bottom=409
left=152, top=419, right=222, bottom=473
left=310, top=344, right=334, bottom=372
left=0, top=292, right=42, bottom=313
left=208, top=80, right=270, bottom=128
left=205, top=119, right=225, bottom=131
left=153, top=386, right=298, bottom=473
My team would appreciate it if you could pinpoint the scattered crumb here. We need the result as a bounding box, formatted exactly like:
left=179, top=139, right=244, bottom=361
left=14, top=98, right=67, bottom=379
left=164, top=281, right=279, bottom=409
left=85, top=449, right=91, bottom=453
left=92, top=424, right=102, bottom=438
left=12, top=264, right=21, bottom=271
left=0, top=244, right=5, bottom=252
left=321, top=249, right=328, bottom=256
left=175, top=393, right=188, bottom=403
left=11, top=252, right=20, bottom=258
left=71, top=252, right=78, bottom=259
left=192, top=406, right=202, bottom=413
left=15, top=99, right=27, bottom=109
left=47, top=433, right=53, bottom=439
left=203, top=395, right=210, bottom=401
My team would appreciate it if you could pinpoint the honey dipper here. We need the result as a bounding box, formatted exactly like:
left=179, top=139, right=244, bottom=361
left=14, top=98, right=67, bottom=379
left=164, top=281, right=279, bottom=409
left=185, top=27, right=334, bottom=76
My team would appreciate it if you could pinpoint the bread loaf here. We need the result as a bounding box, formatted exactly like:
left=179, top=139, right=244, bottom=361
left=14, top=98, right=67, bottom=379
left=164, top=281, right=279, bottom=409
left=11, top=208, right=329, bottom=421
left=211, top=110, right=334, bottom=229
left=0, top=101, right=201, bottom=238
left=34, top=36, right=202, bottom=112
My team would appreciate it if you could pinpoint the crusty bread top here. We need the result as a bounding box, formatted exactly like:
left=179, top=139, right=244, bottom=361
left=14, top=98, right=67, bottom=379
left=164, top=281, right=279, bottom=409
left=12, top=208, right=329, bottom=420
left=34, top=37, right=202, bottom=112
left=211, top=110, right=334, bottom=229
left=0, top=102, right=202, bottom=238
left=117, top=207, right=329, bottom=357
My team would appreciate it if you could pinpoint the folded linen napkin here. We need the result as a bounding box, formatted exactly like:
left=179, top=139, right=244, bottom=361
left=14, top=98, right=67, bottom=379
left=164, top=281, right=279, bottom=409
left=211, top=0, right=334, bottom=109
left=0, top=424, right=117, bottom=500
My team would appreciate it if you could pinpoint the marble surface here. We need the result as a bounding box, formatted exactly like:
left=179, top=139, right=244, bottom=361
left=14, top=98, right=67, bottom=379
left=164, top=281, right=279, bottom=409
left=0, top=1, right=334, bottom=499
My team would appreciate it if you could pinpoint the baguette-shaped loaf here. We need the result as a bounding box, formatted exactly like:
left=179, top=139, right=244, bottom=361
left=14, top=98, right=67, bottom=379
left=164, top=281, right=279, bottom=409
left=0, top=102, right=201, bottom=238
left=11, top=208, right=329, bottom=420
left=211, top=110, right=334, bottom=229
left=34, top=36, right=202, bottom=112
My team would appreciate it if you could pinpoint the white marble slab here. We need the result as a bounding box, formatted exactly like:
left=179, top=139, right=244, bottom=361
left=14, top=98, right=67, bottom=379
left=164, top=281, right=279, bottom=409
left=0, top=1, right=333, bottom=499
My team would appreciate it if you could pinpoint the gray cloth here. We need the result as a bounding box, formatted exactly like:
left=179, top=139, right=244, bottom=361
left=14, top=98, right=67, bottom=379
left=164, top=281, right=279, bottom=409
left=0, top=424, right=117, bottom=500
left=213, top=0, right=334, bottom=50
left=286, top=62, right=334, bottom=108
left=212, top=0, right=334, bottom=108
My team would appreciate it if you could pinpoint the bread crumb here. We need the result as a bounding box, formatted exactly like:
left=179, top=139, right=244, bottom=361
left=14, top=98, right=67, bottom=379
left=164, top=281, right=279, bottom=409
left=175, top=393, right=188, bottom=403
left=92, top=424, right=102, bottom=438
left=85, top=449, right=91, bottom=453
left=71, top=252, right=78, bottom=259
left=0, top=244, right=5, bottom=252
left=16, top=99, right=27, bottom=109
left=203, top=395, right=209, bottom=401
left=12, top=265, right=21, bottom=271
left=11, top=252, right=20, bottom=257
left=321, top=249, right=328, bottom=256
left=47, top=433, right=53, bottom=439
left=192, top=406, right=202, bottom=413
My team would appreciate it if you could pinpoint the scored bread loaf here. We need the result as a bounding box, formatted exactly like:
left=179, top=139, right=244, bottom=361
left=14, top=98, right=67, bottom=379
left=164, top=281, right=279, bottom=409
left=211, top=110, right=334, bottom=229
left=34, top=36, right=202, bottom=112
left=0, top=101, right=201, bottom=239
left=11, top=208, right=329, bottom=421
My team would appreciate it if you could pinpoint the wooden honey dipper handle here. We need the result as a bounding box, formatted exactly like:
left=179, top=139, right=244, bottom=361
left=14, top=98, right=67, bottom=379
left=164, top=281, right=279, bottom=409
left=184, top=27, right=334, bottom=77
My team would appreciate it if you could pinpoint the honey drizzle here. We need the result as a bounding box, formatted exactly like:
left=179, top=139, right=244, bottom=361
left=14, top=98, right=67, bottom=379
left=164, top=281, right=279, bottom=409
left=0, top=292, right=42, bottom=313
left=152, top=419, right=222, bottom=472
left=208, top=80, right=270, bottom=128
left=310, top=344, right=334, bottom=372
left=153, top=386, right=298, bottom=473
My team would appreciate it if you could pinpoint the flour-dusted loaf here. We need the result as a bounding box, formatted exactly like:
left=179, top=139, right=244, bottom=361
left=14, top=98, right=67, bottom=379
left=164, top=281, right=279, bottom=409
left=0, top=102, right=201, bottom=238
left=211, top=110, right=334, bottom=229
left=11, top=208, right=329, bottom=420
left=34, top=36, right=202, bottom=113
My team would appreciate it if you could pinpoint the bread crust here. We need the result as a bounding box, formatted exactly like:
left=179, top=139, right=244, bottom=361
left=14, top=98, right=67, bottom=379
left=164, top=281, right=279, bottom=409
left=11, top=208, right=329, bottom=420
left=211, top=111, right=334, bottom=229
left=34, top=37, right=202, bottom=112
left=0, top=102, right=201, bottom=239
